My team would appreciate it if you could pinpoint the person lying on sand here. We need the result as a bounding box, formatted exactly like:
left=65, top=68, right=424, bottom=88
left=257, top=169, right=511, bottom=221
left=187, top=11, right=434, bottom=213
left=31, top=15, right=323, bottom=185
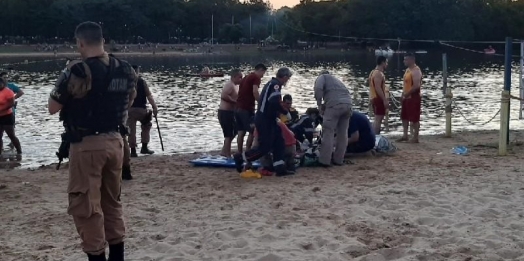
left=254, top=120, right=297, bottom=176
left=346, top=111, right=376, bottom=155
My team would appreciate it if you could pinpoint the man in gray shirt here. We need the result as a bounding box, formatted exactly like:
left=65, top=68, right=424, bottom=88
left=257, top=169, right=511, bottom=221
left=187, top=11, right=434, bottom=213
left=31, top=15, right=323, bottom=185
left=314, top=71, right=352, bottom=166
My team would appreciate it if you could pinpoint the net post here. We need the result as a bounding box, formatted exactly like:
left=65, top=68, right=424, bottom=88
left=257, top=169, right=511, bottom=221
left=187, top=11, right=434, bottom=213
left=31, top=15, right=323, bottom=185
left=443, top=53, right=452, bottom=137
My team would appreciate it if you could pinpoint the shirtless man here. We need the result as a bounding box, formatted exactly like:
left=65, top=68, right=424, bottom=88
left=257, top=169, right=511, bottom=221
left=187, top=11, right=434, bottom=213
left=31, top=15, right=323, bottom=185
left=398, top=53, right=423, bottom=143
left=369, top=56, right=389, bottom=134
left=218, top=69, right=243, bottom=157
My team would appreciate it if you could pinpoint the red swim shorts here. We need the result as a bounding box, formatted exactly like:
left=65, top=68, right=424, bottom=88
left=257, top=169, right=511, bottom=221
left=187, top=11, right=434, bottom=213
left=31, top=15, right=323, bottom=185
left=400, top=96, right=421, bottom=123
left=372, top=98, right=386, bottom=116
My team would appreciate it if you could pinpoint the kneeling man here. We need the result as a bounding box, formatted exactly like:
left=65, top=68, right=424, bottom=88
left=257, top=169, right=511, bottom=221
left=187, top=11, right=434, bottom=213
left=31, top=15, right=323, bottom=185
left=347, top=111, right=376, bottom=154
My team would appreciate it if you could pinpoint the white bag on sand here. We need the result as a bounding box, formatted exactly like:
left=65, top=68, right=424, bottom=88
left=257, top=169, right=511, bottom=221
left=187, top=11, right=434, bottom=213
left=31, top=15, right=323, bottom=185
left=374, top=135, right=397, bottom=154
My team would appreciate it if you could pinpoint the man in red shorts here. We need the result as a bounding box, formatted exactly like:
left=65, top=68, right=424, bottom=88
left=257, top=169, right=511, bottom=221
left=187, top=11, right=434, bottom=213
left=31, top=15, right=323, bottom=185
left=398, top=53, right=423, bottom=143
left=235, top=63, right=267, bottom=153
left=369, top=56, right=389, bottom=134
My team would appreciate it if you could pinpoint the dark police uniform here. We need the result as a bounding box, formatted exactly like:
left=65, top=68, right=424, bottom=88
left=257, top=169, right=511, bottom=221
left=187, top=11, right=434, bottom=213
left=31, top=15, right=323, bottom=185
left=290, top=115, right=317, bottom=144
left=234, top=77, right=289, bottom=175
left=127, top=77, right=153, bottom=152
left=49, top=53, right=137, bottom=257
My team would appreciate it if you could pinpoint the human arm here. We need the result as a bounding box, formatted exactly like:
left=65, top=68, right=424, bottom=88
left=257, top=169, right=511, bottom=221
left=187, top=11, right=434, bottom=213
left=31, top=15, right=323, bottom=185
left=9, top=84, right=24, bottom=99
left=221, top=83, right=237, bottom=104
left=252, top=78, right=261, bottom=103
left=404, top=69, right=422, bottom=97
left=303, top=118, right=316, bottom=144
left=314, top=75, right=325, bottom=108
left=143, top=80, right=158, bottom=115
left=373, top=73, right=388, bottom=108
left=48, top=64, right=75, bottom=115
left=348, top=130, right=360, bottom=144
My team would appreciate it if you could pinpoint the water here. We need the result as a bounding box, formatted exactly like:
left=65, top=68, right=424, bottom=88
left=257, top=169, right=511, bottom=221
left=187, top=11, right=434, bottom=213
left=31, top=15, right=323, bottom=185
left=2, top=50, right=523, bottom=168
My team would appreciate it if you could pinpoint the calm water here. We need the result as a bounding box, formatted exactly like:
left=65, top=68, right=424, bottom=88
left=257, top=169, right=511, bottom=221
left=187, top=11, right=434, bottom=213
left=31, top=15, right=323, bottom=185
left=2, top=50, right=523, bottom=168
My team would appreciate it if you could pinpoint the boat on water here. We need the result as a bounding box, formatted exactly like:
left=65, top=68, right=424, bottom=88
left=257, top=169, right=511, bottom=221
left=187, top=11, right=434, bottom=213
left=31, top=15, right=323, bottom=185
left=374, top=48, right=394, bottom=56
left=484, top=45, right=496, bottom=54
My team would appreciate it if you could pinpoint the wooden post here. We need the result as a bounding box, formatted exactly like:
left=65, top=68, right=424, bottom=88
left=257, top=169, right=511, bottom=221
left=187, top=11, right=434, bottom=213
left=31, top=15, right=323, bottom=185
left=445, top=88, right=452, bottom=137
left=443, top=53, right=452, bottom=137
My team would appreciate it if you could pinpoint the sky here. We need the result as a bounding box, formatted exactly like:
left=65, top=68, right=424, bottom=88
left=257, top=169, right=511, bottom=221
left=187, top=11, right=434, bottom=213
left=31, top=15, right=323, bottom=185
left=270, top=0, right=300, bottom=9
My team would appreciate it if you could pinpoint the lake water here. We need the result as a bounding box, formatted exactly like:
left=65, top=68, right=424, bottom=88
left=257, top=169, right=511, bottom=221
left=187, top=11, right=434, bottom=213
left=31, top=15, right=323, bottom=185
left=2, top=50, right=523, bottom=168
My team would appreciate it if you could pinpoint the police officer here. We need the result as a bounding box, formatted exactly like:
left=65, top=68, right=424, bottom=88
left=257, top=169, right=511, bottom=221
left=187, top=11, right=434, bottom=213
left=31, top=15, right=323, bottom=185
left=48, top=21, right=137, bottom=261
left=233, top=67, right=294, bottom=176
left=127, top=65, right=157, bottom=158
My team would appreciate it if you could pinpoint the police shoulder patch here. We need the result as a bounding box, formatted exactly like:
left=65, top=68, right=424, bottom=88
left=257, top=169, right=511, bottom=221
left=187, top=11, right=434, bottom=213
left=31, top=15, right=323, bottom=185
left=274, top=85, right=280, bottom=90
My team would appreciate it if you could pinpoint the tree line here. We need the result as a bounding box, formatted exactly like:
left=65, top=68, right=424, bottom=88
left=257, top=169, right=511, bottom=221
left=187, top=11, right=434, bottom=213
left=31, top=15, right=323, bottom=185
left=0, top=0, right=522, bottom=46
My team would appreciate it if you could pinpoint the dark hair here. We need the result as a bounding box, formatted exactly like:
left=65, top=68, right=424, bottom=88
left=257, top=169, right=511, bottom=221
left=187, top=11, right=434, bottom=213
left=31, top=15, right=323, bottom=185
left=0, top=77, right=6, bottom=86
left=405, top=53, right=416, bottom=59
left=377, top=56, right=387, bottom=66
left=306, top=107, right=320, bottom=116
left=254, top=63, right=267, bottom=71
left=75, top=21, right=104, bottom=45
left=283, top=94, right=292, bottom=102
left=230, top=69, right=242, bottom=77
left=132, top=65, right=139, bottom=70
left=276, top=67, right=293, bottom=78
left=0, top=71, right=7, bottom=77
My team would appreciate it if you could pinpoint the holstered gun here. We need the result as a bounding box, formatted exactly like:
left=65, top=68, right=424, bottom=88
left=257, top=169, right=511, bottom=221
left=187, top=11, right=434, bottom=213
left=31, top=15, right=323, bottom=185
left=56, top=132, right=70, bottom=170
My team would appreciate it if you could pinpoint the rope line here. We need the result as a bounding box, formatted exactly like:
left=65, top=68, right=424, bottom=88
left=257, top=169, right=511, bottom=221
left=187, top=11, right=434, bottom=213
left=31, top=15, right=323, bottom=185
left=452, top=100, right=500, bottom=126
left=440, top=42, right=521, bottom=58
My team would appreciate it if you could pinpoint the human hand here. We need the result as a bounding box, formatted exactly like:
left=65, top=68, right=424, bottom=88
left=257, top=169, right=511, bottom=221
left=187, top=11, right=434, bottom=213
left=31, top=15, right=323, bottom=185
left=383, top=100, right=389, bottom=109
left=153, top=107, right=158, bottom=116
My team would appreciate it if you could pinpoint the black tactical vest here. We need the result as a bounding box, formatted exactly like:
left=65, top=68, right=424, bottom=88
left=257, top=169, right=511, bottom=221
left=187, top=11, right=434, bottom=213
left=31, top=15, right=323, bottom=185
left=132, top=77, right=147, bottom=108
left=65, top=56, right=134, bottom=137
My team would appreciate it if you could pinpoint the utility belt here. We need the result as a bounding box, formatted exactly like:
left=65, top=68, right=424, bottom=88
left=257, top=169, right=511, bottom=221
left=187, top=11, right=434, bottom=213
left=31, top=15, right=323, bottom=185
left=67, top=125, right=128, bottom=143
left=56, top=124, right=127, bottom=170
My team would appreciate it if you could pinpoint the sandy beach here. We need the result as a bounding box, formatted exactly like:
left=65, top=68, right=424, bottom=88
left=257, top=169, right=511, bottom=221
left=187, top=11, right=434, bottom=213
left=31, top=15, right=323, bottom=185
left=2, top=130, right=524, bottom=261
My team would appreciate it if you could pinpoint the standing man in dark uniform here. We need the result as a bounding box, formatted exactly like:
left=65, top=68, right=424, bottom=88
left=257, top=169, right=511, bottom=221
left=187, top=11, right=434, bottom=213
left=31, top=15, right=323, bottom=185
left=48, top=21, right=137, bottom=261
left=233, top=67, right=294, bottom=177
left=128, top=65, right=158, bottom=157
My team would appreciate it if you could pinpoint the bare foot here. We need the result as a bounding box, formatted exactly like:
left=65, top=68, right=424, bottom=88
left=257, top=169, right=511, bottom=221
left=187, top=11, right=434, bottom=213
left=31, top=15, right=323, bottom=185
left=408, top=138, right=419, bottom=143
left=396, top=136, right=409, bottom=142
left=220, top=153, right=231, bottom=158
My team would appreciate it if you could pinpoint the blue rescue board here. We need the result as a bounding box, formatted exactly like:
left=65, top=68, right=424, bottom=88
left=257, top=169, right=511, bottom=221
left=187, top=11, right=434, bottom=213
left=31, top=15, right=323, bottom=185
left=190, top=155, right=261, bottom=168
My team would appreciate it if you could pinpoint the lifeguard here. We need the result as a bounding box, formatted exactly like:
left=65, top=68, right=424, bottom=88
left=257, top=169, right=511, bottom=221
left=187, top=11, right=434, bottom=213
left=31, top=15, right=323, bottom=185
left=398, top=53, right=423, bottom=143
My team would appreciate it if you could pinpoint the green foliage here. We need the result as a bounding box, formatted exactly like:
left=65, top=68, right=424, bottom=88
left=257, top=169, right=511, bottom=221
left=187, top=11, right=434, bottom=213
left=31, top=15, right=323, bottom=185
left=0, top=0, right=522, bottom=43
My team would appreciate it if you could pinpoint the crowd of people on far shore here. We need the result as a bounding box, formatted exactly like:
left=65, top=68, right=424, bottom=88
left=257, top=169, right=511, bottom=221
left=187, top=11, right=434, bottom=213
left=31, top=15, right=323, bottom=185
left=215, top=53, right=422, bottom=176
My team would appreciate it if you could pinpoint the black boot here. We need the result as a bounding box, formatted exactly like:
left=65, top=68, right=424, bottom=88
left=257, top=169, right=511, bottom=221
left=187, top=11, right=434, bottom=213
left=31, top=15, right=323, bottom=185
left=275, top=164, right=294, bottom=177
left=122, top=165, right=133, bottom=180
left=140, top=143, right=154, bottom=155
left=108, top=242, right=125, bottom=261
left=233, top=153, right=244, bottom=173
left=130, top=148, right=138, bottom=158
left=87, top=253, right=107, bottom=261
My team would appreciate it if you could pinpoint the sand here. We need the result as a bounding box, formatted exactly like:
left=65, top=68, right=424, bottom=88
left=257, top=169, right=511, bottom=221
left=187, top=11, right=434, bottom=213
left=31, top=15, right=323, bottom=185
left=2, top=130, right=524, bottom=261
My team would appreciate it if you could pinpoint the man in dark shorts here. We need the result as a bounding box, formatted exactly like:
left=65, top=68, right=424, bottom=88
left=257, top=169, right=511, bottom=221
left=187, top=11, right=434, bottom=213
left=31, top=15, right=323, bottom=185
left=369, top=56, right=389, bottom=134
left=235, top=63, right=267, bottom=154
left=347, top=111, right=376, bottom=154
left=218, top=69, right=243, bottom=157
